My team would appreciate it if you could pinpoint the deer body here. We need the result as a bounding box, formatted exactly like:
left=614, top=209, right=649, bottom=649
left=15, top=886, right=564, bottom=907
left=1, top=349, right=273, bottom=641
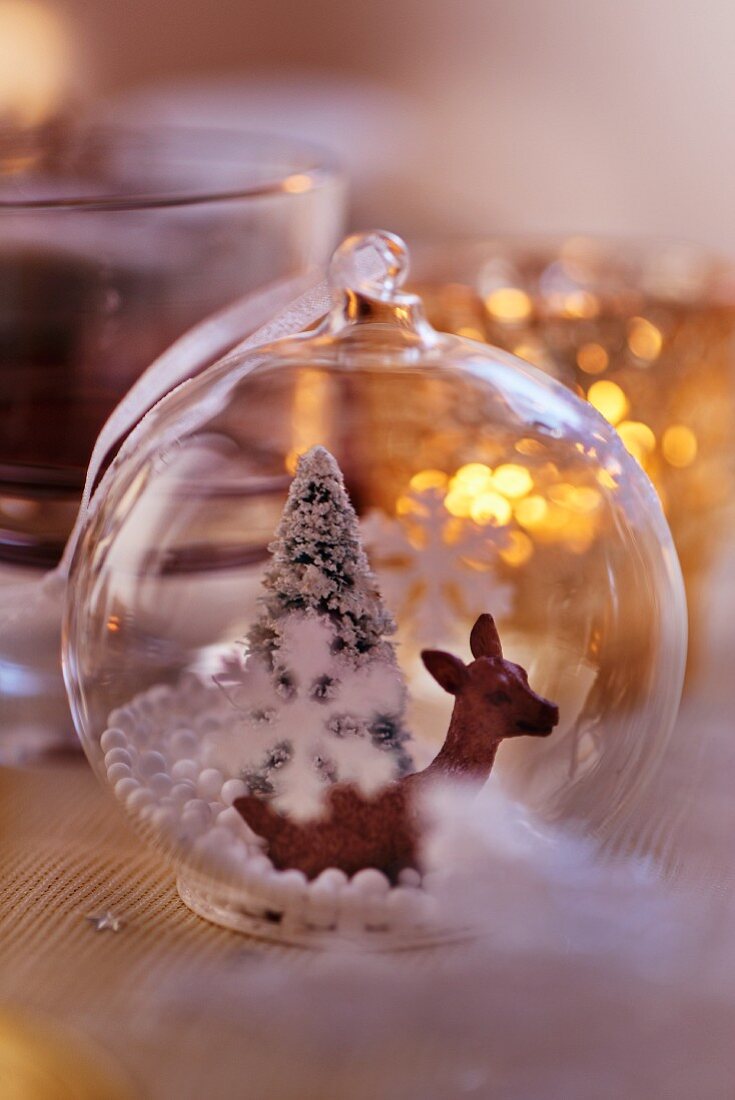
left=235, top=614, right=559, bottom=880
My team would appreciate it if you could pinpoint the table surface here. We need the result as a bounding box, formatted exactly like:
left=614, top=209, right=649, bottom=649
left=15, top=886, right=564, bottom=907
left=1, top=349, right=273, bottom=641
left=2, top=539, right=735, bottom=1099
left=0, top=763, right=490, bottom=1099
left=0, top=763, right=253, bottom=1096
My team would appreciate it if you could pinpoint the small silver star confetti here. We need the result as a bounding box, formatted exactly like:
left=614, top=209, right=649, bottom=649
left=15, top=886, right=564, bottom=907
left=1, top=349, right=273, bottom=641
left=86, top=910, right=125, bottom=933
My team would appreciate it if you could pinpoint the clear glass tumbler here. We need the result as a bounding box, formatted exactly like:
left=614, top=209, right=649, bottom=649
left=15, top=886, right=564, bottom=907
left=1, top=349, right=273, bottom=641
left=0, top=122, right=343, bottom=566
left=0, top=121, right=344, bottom=761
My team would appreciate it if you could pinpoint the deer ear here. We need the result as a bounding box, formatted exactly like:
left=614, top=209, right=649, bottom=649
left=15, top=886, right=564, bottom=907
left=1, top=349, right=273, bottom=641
left=470, top=614, right=503, bottom=659
left=421, top=650, right=467, bottom=695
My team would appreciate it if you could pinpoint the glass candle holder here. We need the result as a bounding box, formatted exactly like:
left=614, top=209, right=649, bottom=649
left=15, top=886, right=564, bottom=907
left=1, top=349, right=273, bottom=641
left=0, top=121, right=344, bottom=567
left=411, top=237, right=735, bottom=681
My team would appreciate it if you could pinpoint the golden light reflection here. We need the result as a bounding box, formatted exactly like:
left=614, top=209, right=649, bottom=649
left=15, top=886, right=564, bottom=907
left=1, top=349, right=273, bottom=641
left=587, top=380, right=629, bottom=426
left=0, top=0, right=72, bottom=128
left=287, top=369, right=332, bottom=474
left=548, top=483, right=601, bottom=514
left=627, top=317, right=663, bottom=361
left=283, top=173, right=314, bottom=193
left=456, top=325, right=484, bottom=341
left=662, top=424, right=698, bottom=467
left=515, top=437, right=547, bottom=457
left=485, top=287, right=532, bottom=323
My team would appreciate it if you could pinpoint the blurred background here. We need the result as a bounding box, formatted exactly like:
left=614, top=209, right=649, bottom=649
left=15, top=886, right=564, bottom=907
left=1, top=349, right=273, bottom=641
left=6, top=0, right=735, bottom=245
left=2, top=0, right=734, bottom=736
left=2, top=5, right=735, bottom=1097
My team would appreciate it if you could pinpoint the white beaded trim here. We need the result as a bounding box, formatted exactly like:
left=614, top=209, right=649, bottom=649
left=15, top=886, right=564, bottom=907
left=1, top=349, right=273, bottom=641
left=100, top=676, right=448, bottom=941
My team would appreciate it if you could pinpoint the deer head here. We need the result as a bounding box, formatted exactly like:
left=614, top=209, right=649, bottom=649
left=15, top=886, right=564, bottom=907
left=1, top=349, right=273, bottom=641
left=421, top=614, right=559, bottom=742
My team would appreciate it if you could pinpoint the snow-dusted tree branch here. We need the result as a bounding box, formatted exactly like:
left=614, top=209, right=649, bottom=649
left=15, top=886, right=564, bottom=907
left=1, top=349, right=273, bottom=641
left=215, top=446, right=413, bottom=818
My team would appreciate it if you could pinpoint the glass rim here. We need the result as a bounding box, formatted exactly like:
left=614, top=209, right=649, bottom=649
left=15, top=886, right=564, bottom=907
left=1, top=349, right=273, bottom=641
left=0, top=123, right=342, bottom=213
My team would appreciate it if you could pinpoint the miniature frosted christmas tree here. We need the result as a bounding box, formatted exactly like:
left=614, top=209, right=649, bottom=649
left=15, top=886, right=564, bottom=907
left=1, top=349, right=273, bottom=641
left=217, top=446, right=414, bottom=819
left=249, top=445, right=399, bottom=666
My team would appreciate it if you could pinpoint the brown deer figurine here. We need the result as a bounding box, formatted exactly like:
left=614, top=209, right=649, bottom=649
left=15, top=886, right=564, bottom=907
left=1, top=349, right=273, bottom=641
left=235, top=614, right=559, bottom=881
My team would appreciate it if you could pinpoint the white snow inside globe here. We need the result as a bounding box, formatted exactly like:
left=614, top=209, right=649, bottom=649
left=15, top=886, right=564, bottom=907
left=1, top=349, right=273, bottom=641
left=63, top=231, right=686, bottom=943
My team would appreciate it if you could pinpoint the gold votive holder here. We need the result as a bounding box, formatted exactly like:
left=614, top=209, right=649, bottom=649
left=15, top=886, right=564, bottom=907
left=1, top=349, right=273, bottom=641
left=411, top=237, right=735, bottom=682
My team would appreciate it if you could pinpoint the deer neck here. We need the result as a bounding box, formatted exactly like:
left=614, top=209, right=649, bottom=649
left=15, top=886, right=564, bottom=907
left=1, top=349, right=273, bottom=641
left=420, top=697, right=505, bottom=783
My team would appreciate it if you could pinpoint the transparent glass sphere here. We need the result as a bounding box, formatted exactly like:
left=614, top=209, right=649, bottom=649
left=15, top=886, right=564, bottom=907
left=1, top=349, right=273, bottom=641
left=63, top=232, right=686, bottom=941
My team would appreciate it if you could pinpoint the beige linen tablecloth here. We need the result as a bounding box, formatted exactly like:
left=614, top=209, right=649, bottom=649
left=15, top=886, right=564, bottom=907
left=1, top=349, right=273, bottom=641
left=0, top=764, right=466, bottom=1099
left=2, top=539, right=734, bottom=1099
left=0, top=763, right=340, bottom=1098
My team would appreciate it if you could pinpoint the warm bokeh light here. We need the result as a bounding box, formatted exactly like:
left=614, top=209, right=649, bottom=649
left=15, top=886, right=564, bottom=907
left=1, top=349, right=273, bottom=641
left=409, top=468, right=449, bottom=492
left=444, top=488, right=473, bottom=517
left=537, top=501, right=570, bottom=533
left=617, top=420, right=656, bottom=466
left=559, top=289, right=599, bottom=319
left=627, top=316, right=663, bottom=361
left=469, top=490, right=512, bottom=527
left=452, top=463, right=494, bottom=492
left=499, top=529, right=534, bottom=566
left=577, top=342, right=609, bottom=375
left=587, top=380, right=629, bottom=426
left=419, top=246, right=734, bottom=686
left=0, top=0, right=72, bottom=128
left=492, top=463, right=533, bottom=499
left=445, top=463, right=495, bottom=517
left=0, top=1010, right=134, bottom=1100
left=514, top=494, right=549, bottom=529
left=512, top=341, right=545, bottom=367
left=662, top=424, right=698, bottom=467
left=442, top=462, right=534, bottom=526
left=397, top=460, right=607, bottom=565
left=485, top=287, right=532, bottom=322
left=562, top=512, right=597, bottom=554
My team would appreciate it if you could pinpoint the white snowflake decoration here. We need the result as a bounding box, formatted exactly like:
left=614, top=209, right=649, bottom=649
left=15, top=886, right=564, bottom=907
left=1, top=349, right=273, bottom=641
left=213, top=614, right=402, bottom=821
left=361, top=485, right=513, bottom=649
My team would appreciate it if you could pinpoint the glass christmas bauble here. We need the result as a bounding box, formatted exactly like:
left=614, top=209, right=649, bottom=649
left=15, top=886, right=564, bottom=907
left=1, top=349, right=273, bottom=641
left=63, top=231, right=686, bottom=943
